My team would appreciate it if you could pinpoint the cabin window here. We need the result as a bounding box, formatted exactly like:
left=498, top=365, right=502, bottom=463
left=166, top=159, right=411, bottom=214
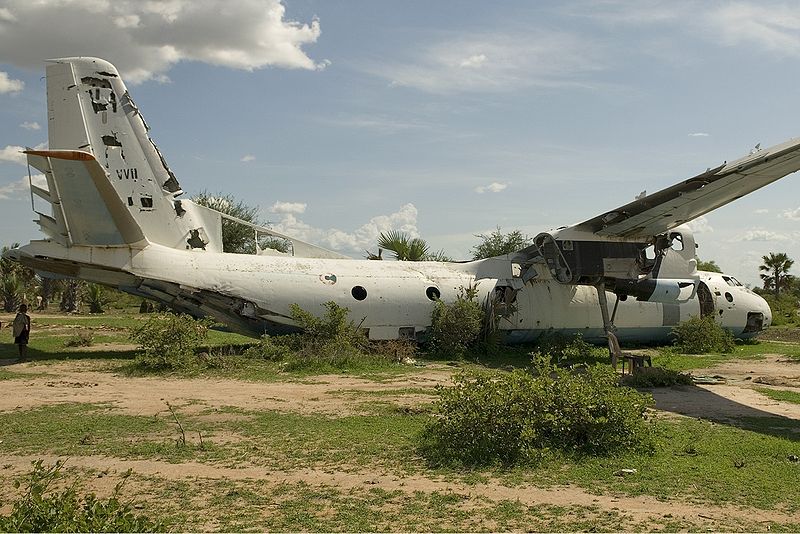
left=725, top=292, right=733, bottom=303
left=140, top=196, right=153, bottom=208
left=426, top=286, right=440, bottom=301
left=351, top=286, right=367, bottom=301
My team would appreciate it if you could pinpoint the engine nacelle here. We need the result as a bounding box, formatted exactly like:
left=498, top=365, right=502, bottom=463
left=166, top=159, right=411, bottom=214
left=613, top=278, right=697, bottom=303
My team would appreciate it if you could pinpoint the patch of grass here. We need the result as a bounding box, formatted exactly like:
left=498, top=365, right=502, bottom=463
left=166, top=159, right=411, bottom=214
left=0, top=367, right=26, bottom=379
left=0, top=403, right=224, bottom=463
left=218, top=407, right=428, bottom=471
left=495, top=417, right=800, bottom=513
left=755, top=387, right=800, bottom=405
left=650, top=339, right=800, bottom=371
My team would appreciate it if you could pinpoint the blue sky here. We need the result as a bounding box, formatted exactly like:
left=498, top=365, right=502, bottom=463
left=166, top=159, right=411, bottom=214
left=1, top=0, right=799, bottom=285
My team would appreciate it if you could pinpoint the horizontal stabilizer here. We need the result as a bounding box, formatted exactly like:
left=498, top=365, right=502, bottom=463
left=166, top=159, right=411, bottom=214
left=25, top=149, right=145, bottom=246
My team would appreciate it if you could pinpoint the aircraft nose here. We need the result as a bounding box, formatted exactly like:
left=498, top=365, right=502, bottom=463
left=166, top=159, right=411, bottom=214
left=759, top=293, right=773, bottom=327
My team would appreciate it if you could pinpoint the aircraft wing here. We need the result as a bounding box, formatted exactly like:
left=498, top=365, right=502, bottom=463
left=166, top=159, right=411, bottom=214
left=571, top=137, right=800, bottom=239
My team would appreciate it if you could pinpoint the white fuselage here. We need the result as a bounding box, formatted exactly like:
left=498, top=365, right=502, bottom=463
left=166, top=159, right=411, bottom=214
left=13, top=239, right=771, bottom=343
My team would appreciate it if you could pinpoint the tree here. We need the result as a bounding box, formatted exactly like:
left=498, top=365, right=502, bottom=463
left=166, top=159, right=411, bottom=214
left=376, top=230, right=451, bottom=261
left=60, top=280, right=83, bottom=313
left=1, top=243, right=36, bottom=310
left=471, top=227, right=532, bottom=260
left=760, top=252, right=794, bottom=299
left=83, top=283, right=110, bottom=314
left=192, top=191, right=289, bottom=254
left=696, top=258, right=722, bottom=273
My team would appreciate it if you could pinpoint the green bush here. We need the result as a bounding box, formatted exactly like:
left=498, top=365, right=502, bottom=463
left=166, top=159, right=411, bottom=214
left=533, top=332, right=607, bottom=366
left=622, top=366, right=693, bottom=388
left=130, top=312, right=214, bottom=370
left=243, top=301, right=396, bottom=372
left=82, top=283, right=110, bottom=314
left=419, top=358, right=654, bottom=466
left=671, top=315, right=735, bottom=354
left=0, top=460, right=162, bottom=532
left=428, top=286, right=484, bottom=359
left=64, top=331, right=94, bottom=347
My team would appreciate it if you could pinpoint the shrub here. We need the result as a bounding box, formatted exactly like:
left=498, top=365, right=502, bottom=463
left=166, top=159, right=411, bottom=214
left=243, top=302, right=395, bottom=372
left=64, top=331, right=94, bottom=347
left=130, top=312, right=214, bottom=370
left=0, top=460, right=163, bottom=532
left=622, top=366, right=693, bottom=388
left=419, top=358, right=654, bottom=466
left=82, top=283, right=109, bottom=314
left=533, top=332, right=607, bottom=366
left=429, top=286, right=484, bottom=359
left=290, top=301, right=368, bottom=349
left=671, top=315, right=735, bottom=354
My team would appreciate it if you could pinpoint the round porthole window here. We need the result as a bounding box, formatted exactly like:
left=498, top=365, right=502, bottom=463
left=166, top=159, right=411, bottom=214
left=426, top=286, right=441, bottom=301
left=725, top=292, right=733, bottom=303
left=351, top=286, right=367, bottom=301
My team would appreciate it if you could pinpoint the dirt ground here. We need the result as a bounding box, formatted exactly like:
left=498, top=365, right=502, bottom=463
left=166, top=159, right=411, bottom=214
left=1, top=353, right=799, bottom=530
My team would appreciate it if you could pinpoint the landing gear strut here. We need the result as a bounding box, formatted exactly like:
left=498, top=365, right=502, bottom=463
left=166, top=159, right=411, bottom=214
left=595, top=285, right=622, bottom=369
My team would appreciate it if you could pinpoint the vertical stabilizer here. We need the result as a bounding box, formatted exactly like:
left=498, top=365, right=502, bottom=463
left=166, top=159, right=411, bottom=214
left=43, top=57, right=223, bottom=251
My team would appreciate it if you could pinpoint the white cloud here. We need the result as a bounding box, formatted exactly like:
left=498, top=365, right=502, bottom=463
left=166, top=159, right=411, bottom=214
left=0, top=0, right=327, bottom=84
left=754, top=208, right=770, bottom=215
left=0, top=71, right=23, bottom=94
left=320, top=114, right=427, bottom=134
left=686, top=215, right=713, bottom=234
left=0, top=174, right=45, bottom=200
left=19, top=121, right=39, bottom=130
left=688, top=132, right=709, bottom=137
left=739, top=229, right=791, bottom=242
left=240, top=154, right=256, bottom=163
left=459, top=53, right=487, bottom=68
left=0, top=7, right=15, bottom=22
left=708, top=3, right=800, bottom=57
left=0, top=145, right=26, bottom=165
left=270, top=201, right=307, bottom=215
left=270, top=203, right=420, bottom=255
left=781, top=207, right=800, bottom=220
left=475, top=181, right=508, bottom=194
left=370, top=31, right=605, bottom=94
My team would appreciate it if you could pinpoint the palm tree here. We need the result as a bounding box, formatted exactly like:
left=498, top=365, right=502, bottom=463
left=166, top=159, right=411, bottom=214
left=377, top=230, right=430, bottom=261
left=760, top=252, right=794, bottom=299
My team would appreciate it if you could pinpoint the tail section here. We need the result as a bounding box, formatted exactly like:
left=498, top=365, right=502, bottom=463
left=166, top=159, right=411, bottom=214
left=26, top=149, right=144, bottom=245
left=39, top=57, right=223, bottom=251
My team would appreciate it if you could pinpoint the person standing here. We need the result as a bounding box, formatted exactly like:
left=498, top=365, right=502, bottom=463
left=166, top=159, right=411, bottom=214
left=12, top=304, right=31, bottom=361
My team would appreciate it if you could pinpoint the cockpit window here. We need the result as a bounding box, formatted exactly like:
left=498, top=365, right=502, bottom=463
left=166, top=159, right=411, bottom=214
left=722, top=276, right=743, bottom=287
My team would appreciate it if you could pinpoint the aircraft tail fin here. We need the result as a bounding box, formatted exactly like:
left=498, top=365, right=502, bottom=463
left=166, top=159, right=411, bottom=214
left=41, top=57, right=224, bottom=251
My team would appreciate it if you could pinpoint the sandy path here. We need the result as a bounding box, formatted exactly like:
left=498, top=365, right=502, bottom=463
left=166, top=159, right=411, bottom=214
left=0, top=360, right=448, bottom=416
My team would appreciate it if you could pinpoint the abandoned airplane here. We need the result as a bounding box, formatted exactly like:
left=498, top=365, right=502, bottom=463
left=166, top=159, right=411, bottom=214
left=4, top=57, right=799, bottom=347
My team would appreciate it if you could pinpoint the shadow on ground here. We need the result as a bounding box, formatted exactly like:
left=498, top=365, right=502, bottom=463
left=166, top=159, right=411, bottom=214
left=652, top=384, right=800, bottom=441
